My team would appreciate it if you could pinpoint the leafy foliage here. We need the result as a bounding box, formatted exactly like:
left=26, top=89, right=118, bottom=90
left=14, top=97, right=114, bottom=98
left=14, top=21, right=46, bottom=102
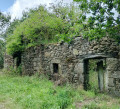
left=6, top=4, right=82, bottom=55
left=74, top=0, right=120, bottom=41
left=0, top=11, right=10, bottom=31
left=6, top=1, right=120, bottom=56
left=0, top=11, right=10, bottom=68
left=1, top=19, right=20, bottom=39
left=0, top=40, right=5, bottom=68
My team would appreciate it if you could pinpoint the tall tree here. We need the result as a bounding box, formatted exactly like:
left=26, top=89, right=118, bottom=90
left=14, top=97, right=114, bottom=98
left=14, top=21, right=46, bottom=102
left=74, top=0, right=120, bottom=42
left=1, top=19, right=20, bottom=39
left=0, top=11, right=10, bottom=68
left=0, top=11, right=10, bottom=31
left=0, top=39, right=5, bottom=68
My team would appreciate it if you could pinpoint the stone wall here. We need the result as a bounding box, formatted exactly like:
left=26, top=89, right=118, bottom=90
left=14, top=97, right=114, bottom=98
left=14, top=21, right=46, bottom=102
left=4, top=53, right=13, bottom=69
left=106, top=58, right=120, bottom=96
left=4, top=36, right=120, bottom=95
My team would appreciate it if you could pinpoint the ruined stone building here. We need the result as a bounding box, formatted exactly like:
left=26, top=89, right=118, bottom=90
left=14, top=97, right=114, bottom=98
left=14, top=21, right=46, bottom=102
left=4, top=37, right=120, bottom=96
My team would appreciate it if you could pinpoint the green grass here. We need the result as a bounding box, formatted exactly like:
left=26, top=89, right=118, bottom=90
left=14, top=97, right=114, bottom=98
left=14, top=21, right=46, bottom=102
left=89, top=70, right=99, bottom=92
left=0, top=73, right=120, bottom=109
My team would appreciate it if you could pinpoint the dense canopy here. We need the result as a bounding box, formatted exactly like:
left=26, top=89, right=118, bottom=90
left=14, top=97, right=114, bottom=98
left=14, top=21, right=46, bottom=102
left=6, top=4, right=81, bottom=55
left=5, top=1, right=120, bottom=55
left=74, top=0, right=120, bottom=41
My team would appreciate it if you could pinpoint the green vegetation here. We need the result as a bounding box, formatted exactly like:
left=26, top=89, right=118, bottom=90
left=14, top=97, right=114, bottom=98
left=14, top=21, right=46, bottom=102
left=0, top=40, right=5, bottom=68
left=0, top=72, right=120, bottom=109
left=0, top=11, right=10, bottom=68
left=0, top=1, right=120, bottom=109
left=6, top=4, right=81, bottom=55
left=89, top=70, right=99, bottom=92
left=1, top=19, right=20, bottom=39
left=0, top=11, right=10, bottom=31
left=88, top=59, right=106, bottom=93
left=4, top=1, right=120, bottom=56
left=74, top=0, right=120, bottom=41
left=89, top=60, right=99, bottom=92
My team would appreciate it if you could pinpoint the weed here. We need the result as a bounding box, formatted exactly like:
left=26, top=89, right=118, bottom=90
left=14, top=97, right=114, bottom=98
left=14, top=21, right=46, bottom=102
left=0, top=74, right=119, bottom=109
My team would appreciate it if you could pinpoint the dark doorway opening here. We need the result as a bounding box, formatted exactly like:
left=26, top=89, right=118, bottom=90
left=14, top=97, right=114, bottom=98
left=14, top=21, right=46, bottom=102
left=13, top=51, right=22, bottom=75
left=83, top=58, right=106, bottom=92
left=13, top=51, right=22, bottom=67
left=53, top=63, right=59, bottom=73
left=84, top=59, right=89, bottom=90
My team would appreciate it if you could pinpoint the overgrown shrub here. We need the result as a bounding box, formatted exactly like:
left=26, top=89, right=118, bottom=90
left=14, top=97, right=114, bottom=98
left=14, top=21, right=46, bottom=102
left=3, top=65, right=22, bottom=76
left=6, top=3, right=82, bottom=55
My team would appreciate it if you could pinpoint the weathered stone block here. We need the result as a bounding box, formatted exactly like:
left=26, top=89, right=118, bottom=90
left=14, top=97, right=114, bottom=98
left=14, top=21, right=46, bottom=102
left=73, top=49, right=79, bottom=55
left=74, top=63, right=84, bottom=74
left=79, top=51, right=83, bottom=55
left=45, top=52, right=51, bottom=57
left=33, top=62, right=37, bottom=67
left=108, top=78, right=114, bottom=87
left=106, top=58, right=118, bottom=70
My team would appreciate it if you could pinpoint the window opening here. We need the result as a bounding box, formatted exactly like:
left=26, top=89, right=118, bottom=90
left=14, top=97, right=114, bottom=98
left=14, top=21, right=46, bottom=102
left=53, top=63, right=59, bottom=73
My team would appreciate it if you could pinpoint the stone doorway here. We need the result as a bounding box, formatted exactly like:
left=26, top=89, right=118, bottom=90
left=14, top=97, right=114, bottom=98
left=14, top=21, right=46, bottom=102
left=84, top=58, right=106, bottom=92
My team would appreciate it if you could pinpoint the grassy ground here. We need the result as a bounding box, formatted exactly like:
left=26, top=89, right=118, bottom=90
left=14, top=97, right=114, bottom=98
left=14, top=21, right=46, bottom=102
left=0, top=73, right=120, bottom=109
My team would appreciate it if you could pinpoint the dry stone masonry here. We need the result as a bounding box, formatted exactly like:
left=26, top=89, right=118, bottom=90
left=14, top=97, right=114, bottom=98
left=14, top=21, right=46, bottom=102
left=4, top=53, right=13, bottom=69
left=4, top=37, right=120, bottom=96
